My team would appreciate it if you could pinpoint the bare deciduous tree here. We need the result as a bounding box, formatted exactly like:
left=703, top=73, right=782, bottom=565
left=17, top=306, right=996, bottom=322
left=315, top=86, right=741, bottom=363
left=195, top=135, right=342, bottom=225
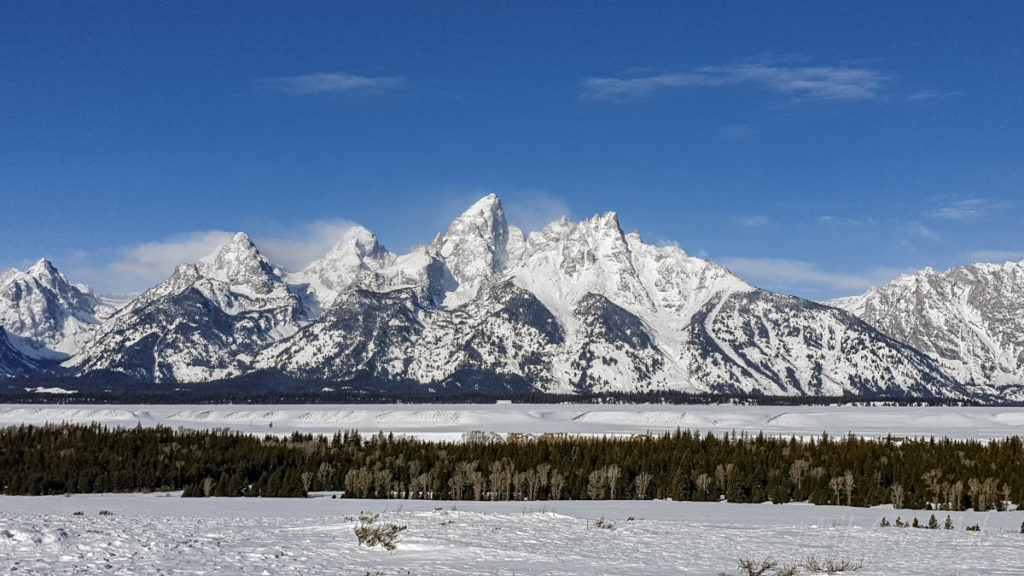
left=634, top=472, right=653, bottom=499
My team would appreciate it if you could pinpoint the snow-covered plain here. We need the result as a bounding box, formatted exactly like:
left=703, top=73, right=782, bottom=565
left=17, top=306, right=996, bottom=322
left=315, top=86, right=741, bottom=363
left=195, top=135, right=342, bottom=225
left=3, top=404, right=1024, bottom=574
left=2, top=494, right=1023, bottom=575
left=2, top=403, right=1024, bottom=441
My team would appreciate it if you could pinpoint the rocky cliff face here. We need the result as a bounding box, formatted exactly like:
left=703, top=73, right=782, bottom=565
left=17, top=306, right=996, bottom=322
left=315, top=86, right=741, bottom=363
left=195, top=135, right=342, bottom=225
left=63, top=233, right=309, bottom=383
left=831, top=259, right=1024, bottom=399
left=252, top=196, right=962, bottom=398
left=0, top=259, right=115, bottom=359
left=0, top=195, right=1003, bottom=400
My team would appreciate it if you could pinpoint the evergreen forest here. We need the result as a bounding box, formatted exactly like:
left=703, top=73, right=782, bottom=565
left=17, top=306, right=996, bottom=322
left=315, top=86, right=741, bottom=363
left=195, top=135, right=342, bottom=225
left=1, top=424, right=1021, bottom=512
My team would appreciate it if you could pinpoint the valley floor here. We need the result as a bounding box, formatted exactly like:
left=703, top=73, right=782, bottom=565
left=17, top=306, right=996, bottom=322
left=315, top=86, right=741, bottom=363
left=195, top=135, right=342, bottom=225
left=2, top=403, right=1024, bottom=441
left=2, top=494, right=1023, bottom=575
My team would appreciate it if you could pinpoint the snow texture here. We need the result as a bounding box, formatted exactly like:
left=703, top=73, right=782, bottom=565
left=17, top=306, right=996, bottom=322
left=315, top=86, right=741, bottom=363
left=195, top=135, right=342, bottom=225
left=1, top=494, right=1022, bottom=575
left=831, top=258, right=1024, bottom=401
left=2, top=403, right=1023, bottom=442
left=0, top=259, right=116, bottom=359
left=2, top=195, right=1021, bottom=399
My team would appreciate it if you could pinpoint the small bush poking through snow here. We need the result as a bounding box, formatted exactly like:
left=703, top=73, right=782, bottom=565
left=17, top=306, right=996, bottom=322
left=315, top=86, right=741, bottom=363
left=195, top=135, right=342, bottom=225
left=801, top=554, right=863, bottom=573
left=721, top=554, right=863, bottom=576
left=723, top=556, right=779, bottom=576
left=353, top=513, right=407, bottom=551
left=594, top=517, right=615, bottom=530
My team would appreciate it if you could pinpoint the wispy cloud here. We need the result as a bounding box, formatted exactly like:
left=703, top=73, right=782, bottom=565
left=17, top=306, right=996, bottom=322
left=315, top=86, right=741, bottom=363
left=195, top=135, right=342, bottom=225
left=256, top=219, right=359, bottom=270
left=96, top=231, right=236, bottom=293
left=718, top=123, right=758, bottom=140
left=815, top=215, right=864, bottom=227
left=929, top=198, right=999, bottom=221
left=905, top=221, right=939, bottom=242
left=905, top=89, right=960, bottom=102
left=968, top=249, right=1024, bottom=263
left=737, top=215, right=770, bottom=227
left=581, top=62, right=892, bottom=102
left=720, top=257, right=904, bottom=299
left=67, top=220, right=360, bottom=294
left=266, top=72, right=404, bottom=95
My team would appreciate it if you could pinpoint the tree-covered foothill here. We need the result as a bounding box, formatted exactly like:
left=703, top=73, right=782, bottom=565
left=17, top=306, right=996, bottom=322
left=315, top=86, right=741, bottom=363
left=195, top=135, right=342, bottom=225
left=0, top=424, right=1021, bottom=511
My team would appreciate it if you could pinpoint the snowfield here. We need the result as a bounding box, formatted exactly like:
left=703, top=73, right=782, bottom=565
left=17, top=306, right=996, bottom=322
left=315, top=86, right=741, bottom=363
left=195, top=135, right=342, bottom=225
left=1, top=494, right=1023, bottom=575
left=3, top=404, right=1024, bottom=574
left=1, top=403, right=1024, bottom=441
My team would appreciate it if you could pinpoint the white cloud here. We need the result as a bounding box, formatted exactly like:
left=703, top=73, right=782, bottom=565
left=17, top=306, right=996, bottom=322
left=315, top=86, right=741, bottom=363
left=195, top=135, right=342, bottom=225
left=266, top=72, right=403, bottom=95
left=905, top=89, right=959, bottom=102
left=104, top=230, right=236, bottom=292
left=929, top=198, right=994, bottom=221
left=720, top=257, right=905, bottom=299
left=255, top=219, right=359, bottom=271
left=737, top=215, right=770, bottom=227
left=967, top=250, right=1024, bottom=263
left=904, top=222, right=939, bottom=242
left=581, top=62, right=892, bottom=101
left=502, top=193, right=572, bottom=234
left=66, top=220, right=360, bottom=294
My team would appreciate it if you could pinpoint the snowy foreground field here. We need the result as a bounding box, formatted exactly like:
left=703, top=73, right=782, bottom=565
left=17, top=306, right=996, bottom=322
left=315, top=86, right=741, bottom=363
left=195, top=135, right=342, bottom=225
left=3, top=403, right=1024, bottom=440
left=2, top=494, right=1023, bottom=575
left=3, top=404, right=1023, bottom=574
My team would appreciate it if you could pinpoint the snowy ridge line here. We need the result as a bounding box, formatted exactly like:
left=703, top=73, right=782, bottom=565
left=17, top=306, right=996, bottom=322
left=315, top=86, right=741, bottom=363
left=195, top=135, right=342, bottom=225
left=5, top=194, right=1003, bottom=402
left=1, top=404, right=1023, bottom=441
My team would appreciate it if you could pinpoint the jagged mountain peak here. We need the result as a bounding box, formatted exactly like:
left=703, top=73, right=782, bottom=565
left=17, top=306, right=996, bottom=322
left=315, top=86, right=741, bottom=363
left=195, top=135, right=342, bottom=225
left=288, top=225, right=397, bottom=310
left=831, top=258, right=1024, bottom=397
left=27, top=258, right=59, bottom=277
left=198, top=232, right=281, bottom=295
left=331, top=225, right=385, bottom=258
left=438, top=194, right=512, bottom=289
left=0, top=259, right=112, bottom=360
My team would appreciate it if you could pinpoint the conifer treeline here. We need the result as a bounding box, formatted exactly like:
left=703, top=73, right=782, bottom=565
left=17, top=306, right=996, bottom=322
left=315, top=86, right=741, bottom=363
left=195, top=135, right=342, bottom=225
left=1, top=424, right=1021, bottom=511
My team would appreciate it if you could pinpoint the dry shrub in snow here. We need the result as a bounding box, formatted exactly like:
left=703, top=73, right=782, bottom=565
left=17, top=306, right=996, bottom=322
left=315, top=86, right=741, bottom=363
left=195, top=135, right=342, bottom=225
left=353, top=513, right=407, bottom=551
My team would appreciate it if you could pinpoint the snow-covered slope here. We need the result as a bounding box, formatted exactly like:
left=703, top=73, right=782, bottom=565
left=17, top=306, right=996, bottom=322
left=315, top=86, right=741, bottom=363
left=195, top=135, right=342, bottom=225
left=285, top=226, right=396, bottom=313
left=252, top=195, right=959, bottom=398
left=831, top=259, right=1024, bottom=399
left=3, top=194, right=982, bottom=398
left=0, top=327, right=41, bottom=377
left=0, top=260, right=115, bottom=359
left=683, top=290, right=960, bottom=397
left=64, top=233, right=309, bottom=383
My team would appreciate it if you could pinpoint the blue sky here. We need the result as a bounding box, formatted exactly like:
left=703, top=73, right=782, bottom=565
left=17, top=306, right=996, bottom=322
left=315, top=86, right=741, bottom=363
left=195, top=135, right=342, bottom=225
left=2, top=1, right=1022, bottom=299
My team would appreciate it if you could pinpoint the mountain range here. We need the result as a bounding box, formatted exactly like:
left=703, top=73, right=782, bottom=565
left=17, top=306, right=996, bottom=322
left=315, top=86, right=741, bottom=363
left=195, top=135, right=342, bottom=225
left=2, top=195, right=1021, bottom=402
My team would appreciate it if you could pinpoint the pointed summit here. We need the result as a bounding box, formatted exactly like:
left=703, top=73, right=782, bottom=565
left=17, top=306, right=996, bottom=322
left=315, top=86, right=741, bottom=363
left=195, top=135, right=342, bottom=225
left=200, top=232, right=280, bottom=295
left=326, top=226, right=387, bottom=261
left=28, top=258, right=57, bottom=275
left=290, top=225, right=396, bottom=307
left=27, top=258, right=63, bottom=284
left=439, top=194, right=512, bottom=286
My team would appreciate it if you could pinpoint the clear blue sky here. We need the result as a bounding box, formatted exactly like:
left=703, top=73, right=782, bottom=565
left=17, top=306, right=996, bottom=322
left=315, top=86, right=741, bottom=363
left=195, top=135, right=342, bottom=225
left=2, top=1, right=1022, bottom=299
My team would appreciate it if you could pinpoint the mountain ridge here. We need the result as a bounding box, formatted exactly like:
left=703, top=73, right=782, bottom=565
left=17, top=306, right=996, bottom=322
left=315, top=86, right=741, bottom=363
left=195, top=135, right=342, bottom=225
left=1, top=195, right=1020, bottom=402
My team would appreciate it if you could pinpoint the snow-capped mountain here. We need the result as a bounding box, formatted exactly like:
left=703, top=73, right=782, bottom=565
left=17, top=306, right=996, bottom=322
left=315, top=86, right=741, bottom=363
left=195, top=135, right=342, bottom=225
left=0, top=259, right=116, bottom=359
left=253, top=196, right=961, bottom=398
left=64, top=233, right=309, bottom=383
left=1, top=195, right=1001, bottom=399
left=830, top=259, right=1024, bottom=399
